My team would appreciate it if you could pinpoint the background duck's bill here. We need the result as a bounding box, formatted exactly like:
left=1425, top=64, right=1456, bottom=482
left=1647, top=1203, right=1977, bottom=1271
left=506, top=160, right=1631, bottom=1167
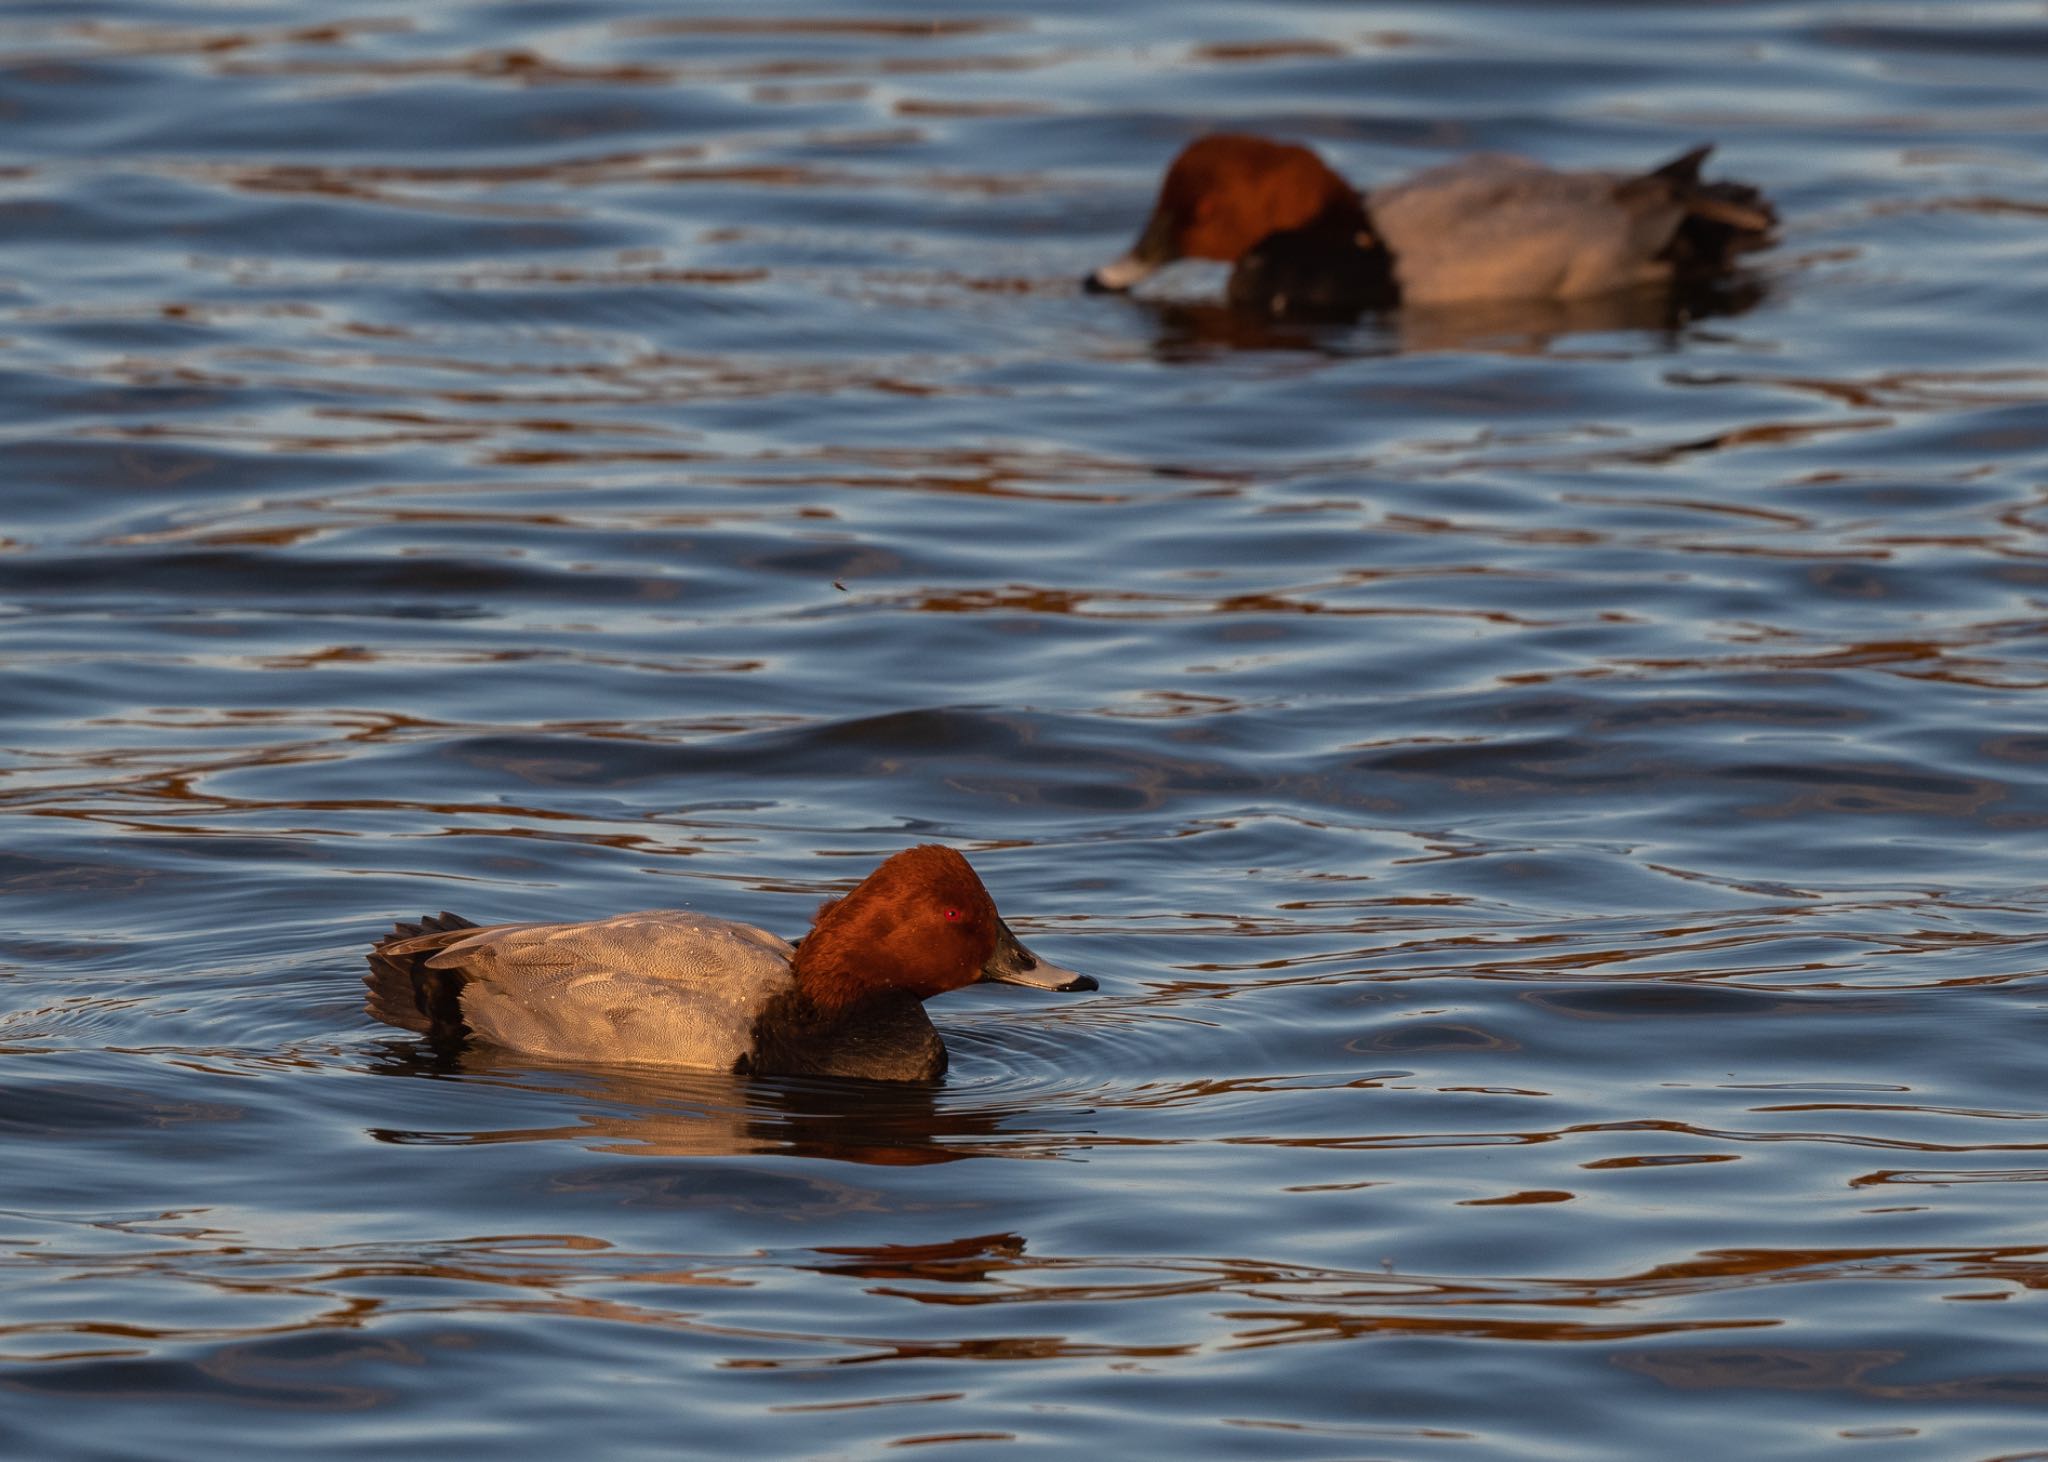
left=1085, top=253, right=1154, bottom=293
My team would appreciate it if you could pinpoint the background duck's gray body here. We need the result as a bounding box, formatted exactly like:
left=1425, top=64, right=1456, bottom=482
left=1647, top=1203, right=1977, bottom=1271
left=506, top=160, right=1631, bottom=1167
left=1370, top=154, right=1698, bottom=304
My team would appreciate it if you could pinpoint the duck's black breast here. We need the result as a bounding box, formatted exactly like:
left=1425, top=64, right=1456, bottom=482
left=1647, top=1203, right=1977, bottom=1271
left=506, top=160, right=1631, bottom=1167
left=741, top=991, right=948, bottom=1083
left=1227, top=204, right=1399, bottom=321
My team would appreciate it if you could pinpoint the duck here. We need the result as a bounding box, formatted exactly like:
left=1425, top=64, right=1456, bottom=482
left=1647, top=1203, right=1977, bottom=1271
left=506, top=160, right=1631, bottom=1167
left=1085, top=134, right=1776, bottom=321
left=364, top=844, right=1095, bottom=1082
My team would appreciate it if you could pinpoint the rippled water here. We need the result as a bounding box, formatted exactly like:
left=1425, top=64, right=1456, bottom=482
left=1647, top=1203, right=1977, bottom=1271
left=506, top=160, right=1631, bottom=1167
left=6, top=2, right=2048, bottom=1456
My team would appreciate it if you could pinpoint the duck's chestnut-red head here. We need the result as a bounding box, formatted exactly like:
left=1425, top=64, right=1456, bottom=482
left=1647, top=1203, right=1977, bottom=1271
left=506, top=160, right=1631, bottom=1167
left=794, top=845, right=1095, bottom=1012
left=1086, top=134, right=1363, bottom=294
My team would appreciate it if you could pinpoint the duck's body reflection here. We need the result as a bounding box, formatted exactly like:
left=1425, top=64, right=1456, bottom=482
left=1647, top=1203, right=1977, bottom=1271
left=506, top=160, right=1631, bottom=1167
left=364, top=1041, right=1049, bottom=1165
left=1138, top=276, right=1770, bottom=359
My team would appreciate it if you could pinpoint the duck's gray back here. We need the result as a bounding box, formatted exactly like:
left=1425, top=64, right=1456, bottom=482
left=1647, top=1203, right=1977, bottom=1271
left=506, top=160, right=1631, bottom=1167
left=1370, top=155, right=1680, bottom=304
left=427, top=911, right=796, bottom=1068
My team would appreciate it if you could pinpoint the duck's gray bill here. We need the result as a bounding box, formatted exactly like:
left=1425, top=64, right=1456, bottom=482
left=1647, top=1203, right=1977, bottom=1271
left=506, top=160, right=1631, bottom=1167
left=980, top=921, right=1097, bottom=991
left=1084, top=253, right=1153, bottom=294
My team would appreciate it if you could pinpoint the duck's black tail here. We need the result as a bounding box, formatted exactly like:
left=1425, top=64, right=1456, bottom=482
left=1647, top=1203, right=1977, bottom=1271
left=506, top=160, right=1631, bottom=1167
left=365, top=912, right=480, bottom=1041
left=1627, top=144, right=1777, bottom=277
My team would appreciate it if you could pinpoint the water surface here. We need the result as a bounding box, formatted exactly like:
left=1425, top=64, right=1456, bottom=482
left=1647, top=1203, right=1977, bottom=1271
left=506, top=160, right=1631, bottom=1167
left=5, top=2, right=2048, bottom=1457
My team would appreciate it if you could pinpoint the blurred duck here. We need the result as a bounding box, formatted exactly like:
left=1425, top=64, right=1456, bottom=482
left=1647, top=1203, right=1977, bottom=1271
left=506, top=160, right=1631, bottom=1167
left=1086, top=134, right=1775, bottom=320
left=365, top=844, right=1094, bottom=1082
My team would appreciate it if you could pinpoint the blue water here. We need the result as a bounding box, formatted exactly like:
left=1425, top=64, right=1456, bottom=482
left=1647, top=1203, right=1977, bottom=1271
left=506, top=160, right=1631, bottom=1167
left=5, top=2, right=2048, bottom=1457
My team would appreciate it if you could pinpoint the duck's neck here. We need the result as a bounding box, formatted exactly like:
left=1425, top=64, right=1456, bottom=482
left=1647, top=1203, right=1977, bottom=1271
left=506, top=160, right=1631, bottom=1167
left=788, top=941, right=875, bottom=1019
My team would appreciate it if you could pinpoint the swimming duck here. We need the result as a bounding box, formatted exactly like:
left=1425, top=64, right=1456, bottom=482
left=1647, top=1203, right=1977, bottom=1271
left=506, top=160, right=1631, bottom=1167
left=364, top=844, right=1095, bottom=1082
left=1086, top=134, right=1775, bottom=320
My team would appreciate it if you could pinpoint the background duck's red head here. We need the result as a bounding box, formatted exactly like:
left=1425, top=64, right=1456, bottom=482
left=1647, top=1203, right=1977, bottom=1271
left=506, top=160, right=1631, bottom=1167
left=793, top=845, right=1094, bottom=1012
left=1087, top=135, right=1362, bottom=293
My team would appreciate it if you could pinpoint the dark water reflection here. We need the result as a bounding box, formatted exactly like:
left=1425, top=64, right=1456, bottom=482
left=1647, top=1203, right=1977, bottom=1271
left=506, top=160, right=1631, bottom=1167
left=7, top=0, right=2048, bottom=1457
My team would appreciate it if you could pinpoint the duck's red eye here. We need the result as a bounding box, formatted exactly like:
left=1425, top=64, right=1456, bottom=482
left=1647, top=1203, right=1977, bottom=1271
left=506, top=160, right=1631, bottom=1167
left=942, top=907, right=962, bottom=922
